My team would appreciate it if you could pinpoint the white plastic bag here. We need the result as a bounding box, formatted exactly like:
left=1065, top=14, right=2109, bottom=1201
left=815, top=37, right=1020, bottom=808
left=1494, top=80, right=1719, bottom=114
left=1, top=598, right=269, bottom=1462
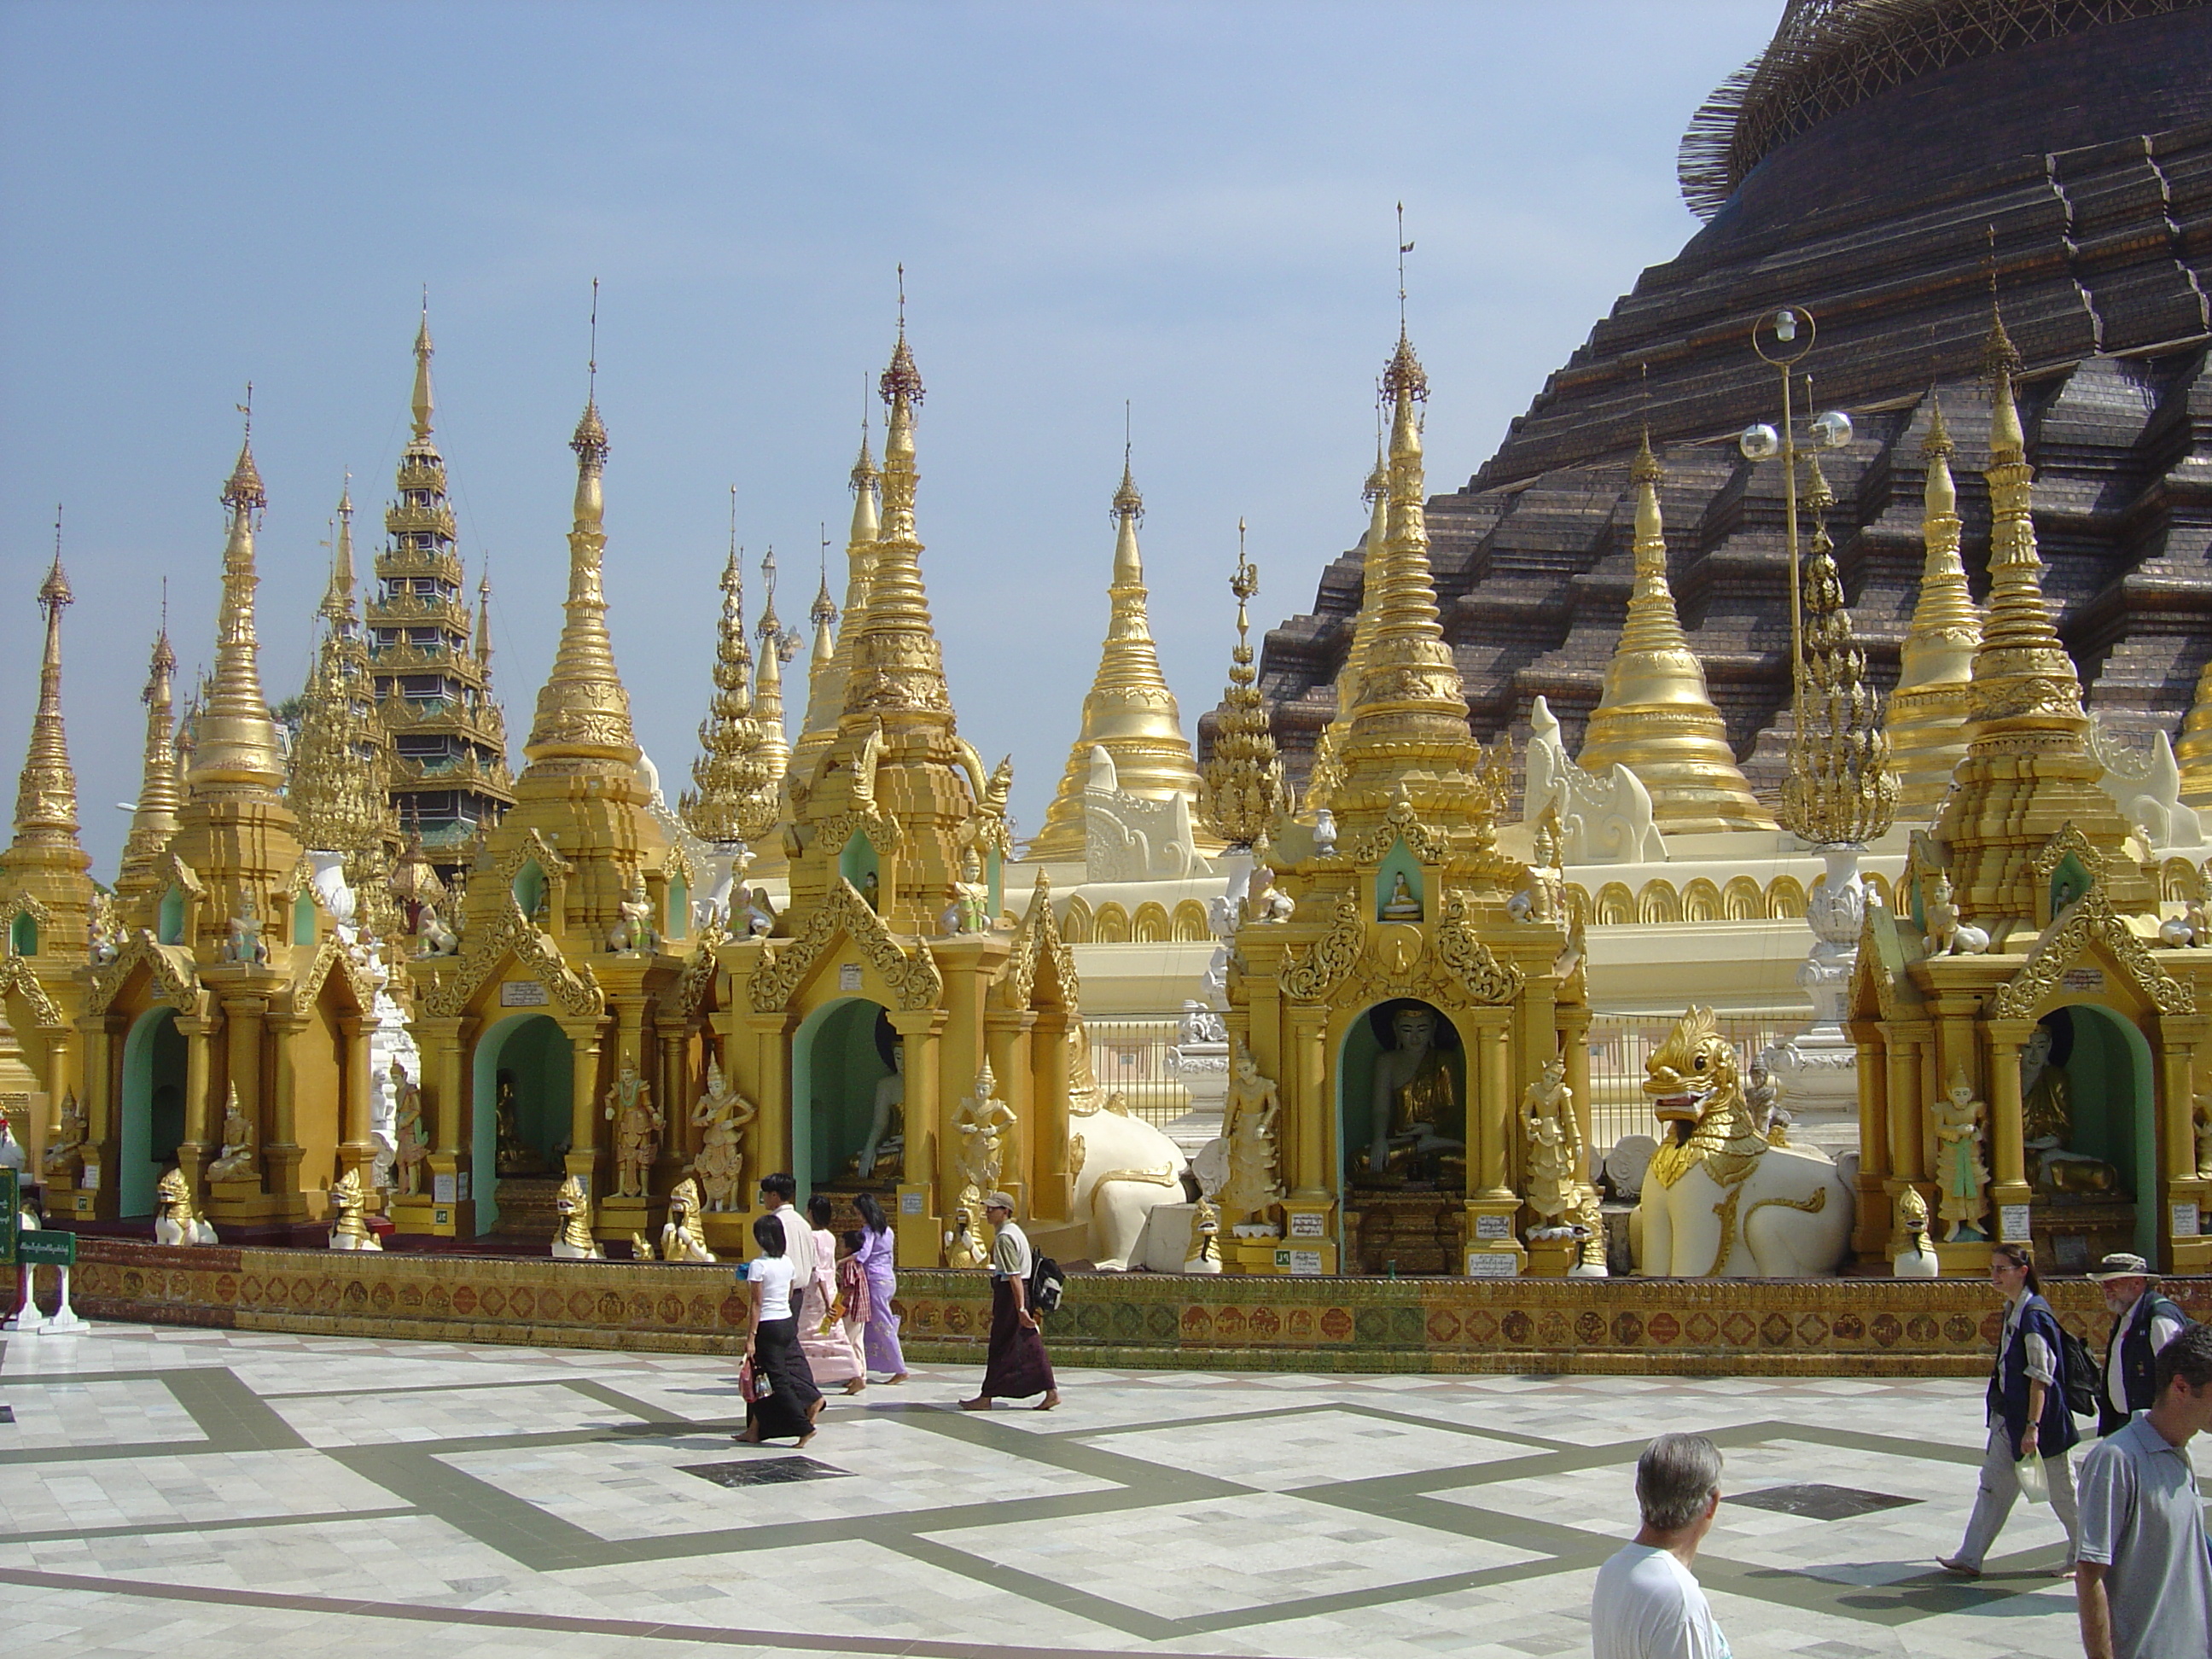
left=2017, top=1452, right=2049, bottom=1505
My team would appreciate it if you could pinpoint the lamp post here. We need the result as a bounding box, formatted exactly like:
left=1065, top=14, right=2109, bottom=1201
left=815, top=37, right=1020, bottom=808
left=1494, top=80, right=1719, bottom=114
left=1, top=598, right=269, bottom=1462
left=1739, top=306, right=1895, bottom=1157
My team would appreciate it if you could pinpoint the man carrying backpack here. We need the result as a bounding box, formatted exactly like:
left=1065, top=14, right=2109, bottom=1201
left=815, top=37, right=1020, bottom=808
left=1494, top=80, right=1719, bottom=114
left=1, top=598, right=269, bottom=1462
left=958, top=1192, right=1060, bottom=1413
left=2089, top=1254, right=2190, bottom=1437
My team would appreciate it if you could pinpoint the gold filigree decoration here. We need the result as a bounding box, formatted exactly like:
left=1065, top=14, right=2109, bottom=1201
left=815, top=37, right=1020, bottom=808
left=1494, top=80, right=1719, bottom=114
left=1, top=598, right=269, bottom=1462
left=672, top=929, right=725, bottom=1018
left=1432, top=890, right=1521, bottom=1004
left=997, top=873, right=1078, bottom=1012
left=808, top=806, right=904, bottom=861
left=1991, top=888, right=2193, bottom=1020
left=1339, top=789, right=1452, bottom=867
left=748, top=876, right=942, bottom=1013
left=415, top=895, right=603, bottom=1020
left=0, top=892, right=55, bottom=934
left=1280, top=889, right=1365, bottom=1003
left=2029, top=821, right=2112, bottom=888
left=89, top=928, right=201, bottom=1015
left=0, top=954, right=65, bottom=1028
left=289, top=930, right=375, bottom=1013
left=485, top=828, right=574, bottom=888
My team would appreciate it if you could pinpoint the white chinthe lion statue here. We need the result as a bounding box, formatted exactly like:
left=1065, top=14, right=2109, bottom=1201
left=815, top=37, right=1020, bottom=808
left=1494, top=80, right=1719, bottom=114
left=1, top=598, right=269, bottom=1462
left=1632, top=1006, right=1853, bottom=1277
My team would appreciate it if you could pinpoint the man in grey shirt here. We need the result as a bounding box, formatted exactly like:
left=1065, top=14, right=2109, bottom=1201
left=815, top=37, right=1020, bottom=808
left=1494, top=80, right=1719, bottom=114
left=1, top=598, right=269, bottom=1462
left=2075, top=1321, right=2212, bottom=1659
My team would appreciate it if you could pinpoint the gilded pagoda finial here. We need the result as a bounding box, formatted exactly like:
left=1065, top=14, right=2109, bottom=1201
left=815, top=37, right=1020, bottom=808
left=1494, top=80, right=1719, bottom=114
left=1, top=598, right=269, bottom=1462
left=1779, top=454, right=1896, bottom=845
left=524, top=323, right=637, bottom=771
left=321, top=478, right=358, bottom=625
left=119, top=624, right=182, bottom=892
left=682, top=529, right=775, bottom=847
left=1031, top=436, right=1214, bottom=859
left=190, top=397, right=288, bottom=798
left=1576, top=429, right=1773, bottom=834
left=411, top=297, right=435, bottom=443
left=1197, top=521, right=1287, bottom=849
left=1886, top=393, right=1983, bottom=814
left=751, top=546, right=796, bottom=798
left=9, top=514, right=82, bottom=851
left=791, top=408, right=881, bottom=788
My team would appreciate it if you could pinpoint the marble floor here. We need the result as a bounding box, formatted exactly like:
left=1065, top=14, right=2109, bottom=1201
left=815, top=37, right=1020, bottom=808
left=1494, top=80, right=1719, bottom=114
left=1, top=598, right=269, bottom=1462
left=0, top=1322, right=2123, bottom=1657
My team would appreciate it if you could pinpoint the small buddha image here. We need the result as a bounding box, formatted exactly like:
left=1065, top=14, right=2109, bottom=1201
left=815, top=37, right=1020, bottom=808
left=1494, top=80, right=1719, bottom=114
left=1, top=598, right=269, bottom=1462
left=2019, top=1010, right=2121, bottom=1196
left=493, top=1072, right=547, bottom=1177
left=1364, top=1000, right=1465, bottom=1182
left=1380, top=870, right=1423, bottom=922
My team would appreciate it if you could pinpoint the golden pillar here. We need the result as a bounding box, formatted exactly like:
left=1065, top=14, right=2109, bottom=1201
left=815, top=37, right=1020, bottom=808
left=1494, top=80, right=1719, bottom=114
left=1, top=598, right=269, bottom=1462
left=1986, top=1020, right=2033, bottom=1237
left=563, top=1020, right=603, bottom=1196
left=174, top=1011, right=216, bottom=1190
left=1289, top=1010, right=1329, bottom=1201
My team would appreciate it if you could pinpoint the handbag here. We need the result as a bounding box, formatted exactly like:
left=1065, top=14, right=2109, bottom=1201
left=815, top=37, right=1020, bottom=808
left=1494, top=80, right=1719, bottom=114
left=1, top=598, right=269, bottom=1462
left=738, top=1356, right=772, bottom=1404
left=2016, top=1451, right=2049, bottom=1505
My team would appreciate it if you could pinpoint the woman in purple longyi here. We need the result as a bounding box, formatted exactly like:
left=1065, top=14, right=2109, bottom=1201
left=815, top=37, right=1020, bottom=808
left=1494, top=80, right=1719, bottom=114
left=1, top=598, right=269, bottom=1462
left=853, top=1191, right=907, bottom=1383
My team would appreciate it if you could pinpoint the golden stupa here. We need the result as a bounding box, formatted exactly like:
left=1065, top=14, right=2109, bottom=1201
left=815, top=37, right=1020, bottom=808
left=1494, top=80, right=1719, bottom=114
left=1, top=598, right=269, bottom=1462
left=1883, top=399, right=1982, bottom=817
left=1575, top=433, right=1773, bottom=835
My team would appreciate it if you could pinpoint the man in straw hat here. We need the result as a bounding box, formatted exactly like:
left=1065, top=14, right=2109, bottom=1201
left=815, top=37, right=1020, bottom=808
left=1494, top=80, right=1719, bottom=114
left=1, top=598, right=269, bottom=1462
left=2087, top=1253, right=2190, bottom=1438
left=958, top=1193, right=1059, bottom=1412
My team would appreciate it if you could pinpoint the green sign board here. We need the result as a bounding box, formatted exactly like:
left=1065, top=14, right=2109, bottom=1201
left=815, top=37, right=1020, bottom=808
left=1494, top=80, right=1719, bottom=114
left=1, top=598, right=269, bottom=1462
left=16, top=1231, right=74, bottom=1266
left=0, top=1167, right=16, bottom=1266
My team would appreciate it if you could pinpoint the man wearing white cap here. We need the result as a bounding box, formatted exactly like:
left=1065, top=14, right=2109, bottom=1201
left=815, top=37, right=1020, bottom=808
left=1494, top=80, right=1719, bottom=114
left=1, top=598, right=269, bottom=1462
left=2088, top=1253, right=2188, bottom=1438
left=959, top=1192, right=1059, bottom=1412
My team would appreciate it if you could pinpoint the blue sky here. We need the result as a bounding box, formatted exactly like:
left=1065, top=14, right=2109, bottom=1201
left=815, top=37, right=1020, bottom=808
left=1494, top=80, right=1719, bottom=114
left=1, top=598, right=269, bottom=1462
left=0, top=0, right=1774, bottom=876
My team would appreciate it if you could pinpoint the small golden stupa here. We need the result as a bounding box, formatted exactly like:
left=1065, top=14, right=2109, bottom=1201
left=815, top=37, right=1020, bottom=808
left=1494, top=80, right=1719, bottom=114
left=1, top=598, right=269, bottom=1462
left=1883, top=399, right=1982, bottom=816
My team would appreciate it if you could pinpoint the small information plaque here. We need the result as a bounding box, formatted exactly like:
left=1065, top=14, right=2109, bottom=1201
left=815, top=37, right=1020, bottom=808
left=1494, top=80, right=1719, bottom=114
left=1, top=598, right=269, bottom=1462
left=2061, top=967, right=2105, bottom=992
left=1473, top=1214, right=1513, bottom=1241
left=1288, top=1210, right=1325, bottom=1238
left=500, top=981, right=549, bottom=1008
left=79, top=1163, right=99, bottom=1192
left=457, top=1173, right=471, bottom=1203
left=1275, top=1249, right=1323, bottom=1276
left=2174, top=1202, right=2202, bottom=1239
left=839, top=963, right=864, bottom=992
left=1465, top=1251, right=1519, bottom=1278
left=899, top=1190, right=924, bottom=1215
left=2000, top=1203, right=2033, bottom=1243
left=433, top=1173, right=457, bottom=1204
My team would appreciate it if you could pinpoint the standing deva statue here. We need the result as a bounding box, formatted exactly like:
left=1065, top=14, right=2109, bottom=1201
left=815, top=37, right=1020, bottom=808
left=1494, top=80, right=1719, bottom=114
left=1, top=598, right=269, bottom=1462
left=1930, top=1064, right=1991, bottom=1242
left=605, top=1062, right=661, bottom=1198
left=688, top=1057, right=757, bottom=1211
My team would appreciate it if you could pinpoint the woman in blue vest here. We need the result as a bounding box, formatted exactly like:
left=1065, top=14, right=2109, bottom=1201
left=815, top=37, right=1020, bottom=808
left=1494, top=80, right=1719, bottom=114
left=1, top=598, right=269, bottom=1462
left=1941, top=1243, right=2081, bottom=1577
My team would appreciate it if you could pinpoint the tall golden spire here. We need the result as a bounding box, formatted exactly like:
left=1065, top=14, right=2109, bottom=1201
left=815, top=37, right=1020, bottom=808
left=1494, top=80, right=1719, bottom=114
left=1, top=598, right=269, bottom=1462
left=843, top=315, right=953, bottom=723
left=410, top=300, right=435, bottom=442
left=9, top=527, right=84, bottom=857
left=475, top=566, right=494, bottom=669
left=1575, top=431, right=1773, bottom=833
left=1885, top=397, right=1983, bottom=815
left=1330, top=329, right=1488, bottom=845
left=1029, top=445, right=1214, bottom=859
left=799, top=538, right=839, bottom=738
left=524, top=384, right=638, bottom=771
left=681, top=539, right=774, bottom=847
left=188, top=401, right=288, bottom=799
left=322, top=479, right=358, bottom=623
left=1197, top=521, right=1288, bottom=849
left=752, top=546, right=795, bottom=790
left=789, top=419, right=879, bottom=788
left=1935, top=300, right=2150, bottom=925
left=119, top=622, right=182, bottom=893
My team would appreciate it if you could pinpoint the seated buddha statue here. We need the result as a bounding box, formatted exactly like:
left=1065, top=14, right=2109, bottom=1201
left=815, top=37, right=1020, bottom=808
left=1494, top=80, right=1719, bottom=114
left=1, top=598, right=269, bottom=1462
left=1366, top=1004, right=1465, bottom=1179
left=1380, top=871, right=1423, bottom=922
left=2019, top=1021, right=2121, bottom=1196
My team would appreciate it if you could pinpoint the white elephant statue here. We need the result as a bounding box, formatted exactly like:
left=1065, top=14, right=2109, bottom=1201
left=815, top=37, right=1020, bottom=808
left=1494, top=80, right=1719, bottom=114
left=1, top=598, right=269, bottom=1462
left=1070, top=1101, right=1189, bottom=1271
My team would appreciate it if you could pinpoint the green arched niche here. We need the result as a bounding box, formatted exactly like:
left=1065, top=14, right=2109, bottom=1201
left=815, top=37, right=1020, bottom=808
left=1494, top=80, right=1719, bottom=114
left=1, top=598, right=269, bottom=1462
left=8, top=912, right=35, bottom=957
left=158, top=886, right=185, bottom=946
left=472, top=1013, right=573, bottom=1231
left=1338, top=998, right=1464, bottom=1189
left=1375, top=839, right=1425, bottom=923
left=791, top=996, right=894, bottom=1195
left=840, top=833, right=880, bottom=909
left=120, top=1006, right=189, bottom=1217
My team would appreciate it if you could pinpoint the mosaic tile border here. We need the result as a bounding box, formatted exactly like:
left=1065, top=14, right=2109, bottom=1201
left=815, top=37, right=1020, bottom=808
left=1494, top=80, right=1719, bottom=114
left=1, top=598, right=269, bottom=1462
left=41, top=1237, right=2210, bottom=1377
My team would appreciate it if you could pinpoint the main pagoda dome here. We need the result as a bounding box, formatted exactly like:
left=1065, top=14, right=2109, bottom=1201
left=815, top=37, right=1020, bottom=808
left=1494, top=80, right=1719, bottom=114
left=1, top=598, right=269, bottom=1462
left=1252, top=0, right=2212, bottom=802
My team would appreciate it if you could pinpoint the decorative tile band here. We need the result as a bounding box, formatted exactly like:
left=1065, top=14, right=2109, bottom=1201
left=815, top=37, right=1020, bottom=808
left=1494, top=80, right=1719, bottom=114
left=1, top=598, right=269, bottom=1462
left=46, top=1238, right=2209, bottom=1377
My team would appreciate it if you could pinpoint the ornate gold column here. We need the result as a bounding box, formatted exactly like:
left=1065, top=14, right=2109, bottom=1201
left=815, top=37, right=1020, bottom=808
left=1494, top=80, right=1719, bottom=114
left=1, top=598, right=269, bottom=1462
left=1027, top=1008, right=1070, bottom=1224
left=264, top=1010, right=306, bottom=1214
left=1986, top=1020, right=2033, bottom=1237
left=563, top=1021, right=603, bottom=1196
left=338, top=1012, right=376, bottom=1183
left=1884, top=1029, right=1924, bottom=1182
left=742, top=1010, right=789, bottom=1190
left=1290, top=1009, right=1329, bottom=1201
left=174, top=1010, right=216, bottom=1190
left=1474, top=1018, right=1512, bottom=1201
left=224, top=995, right=267, bottom=1156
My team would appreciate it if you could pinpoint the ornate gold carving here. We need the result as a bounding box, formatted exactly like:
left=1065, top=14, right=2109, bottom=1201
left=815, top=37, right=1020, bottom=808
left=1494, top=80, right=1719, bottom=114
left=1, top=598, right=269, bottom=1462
left=1990, top=888, right=2193, bottom=1020
left=89, top=929, right=200, bottom=1015
left=1196, top=526, right=1286, bottom=848
left=1432, top=891, right=1522, bottom=1004
left=672, top=930, right=725, bottom=1018
left=0, top=953, right=64, bottom=1028
left=414, top=896, right=603, bottom=1020
left=1338, top=789, right=1453, bottom=867
left=680, top=544, right=777, bottom=846
left=1280, top=889, right=1364, bottom=1003
left=747, top=876, right=942, bottom=1012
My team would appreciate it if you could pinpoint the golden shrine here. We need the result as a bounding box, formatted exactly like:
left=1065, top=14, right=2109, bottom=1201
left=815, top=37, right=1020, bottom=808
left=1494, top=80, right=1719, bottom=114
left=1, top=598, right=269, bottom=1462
left=1851, top=312, right=2212, bottom=1281
left=1211, top=329, right=1598, bottom=1279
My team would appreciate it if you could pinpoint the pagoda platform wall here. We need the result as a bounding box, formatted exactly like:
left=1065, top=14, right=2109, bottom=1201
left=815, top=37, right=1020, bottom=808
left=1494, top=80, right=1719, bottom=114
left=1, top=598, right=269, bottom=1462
left=32, top=1236, right=2211, bottom=1379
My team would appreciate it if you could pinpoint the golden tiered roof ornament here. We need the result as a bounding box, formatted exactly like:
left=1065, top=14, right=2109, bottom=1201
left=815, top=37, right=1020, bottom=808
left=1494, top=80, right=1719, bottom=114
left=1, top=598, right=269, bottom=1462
left=790, top=410, right=879, bottom=792
left=1196, top=521, right=1286, bottom=850
left=1030, top=433, right=1215, bottom=859
left=681, top=521, right=776, bottom=848
left=189, top=394, right=289, bottom=799
left=290, top=482, right=394, bottom=859
left=116, top=614, right=181, bottom=899
left=1301, top=428, right=1391, bottom=818
left=9, top=525, right=83, bottom=862
left=1580, top=428, right=1775, bottom=835
left=1778, top=451, right=1895, bottom=847
left=1885, top=397, right=1983, bottom=815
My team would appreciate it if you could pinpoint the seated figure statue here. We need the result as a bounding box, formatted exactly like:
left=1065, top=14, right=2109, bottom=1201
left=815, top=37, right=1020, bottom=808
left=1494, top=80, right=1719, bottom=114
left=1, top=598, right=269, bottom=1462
left=2019, top=1018, right=2122, bottom=1196
left=856, top=1045, right=905, bottom=1180
left=1365, top=1003, right=1465, bottom=1179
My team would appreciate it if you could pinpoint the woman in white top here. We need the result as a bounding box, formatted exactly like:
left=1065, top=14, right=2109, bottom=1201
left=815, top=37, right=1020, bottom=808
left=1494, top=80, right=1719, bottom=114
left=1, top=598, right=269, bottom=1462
left=738, top=1213, right=824, bottom=1446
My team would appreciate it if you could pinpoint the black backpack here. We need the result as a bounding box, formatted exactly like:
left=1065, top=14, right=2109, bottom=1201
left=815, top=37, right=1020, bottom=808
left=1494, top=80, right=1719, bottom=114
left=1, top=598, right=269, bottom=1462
left=1027, top=1254, right=1066, bottom=1317
left=2058, top=1323, right=2099, bottom=1420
